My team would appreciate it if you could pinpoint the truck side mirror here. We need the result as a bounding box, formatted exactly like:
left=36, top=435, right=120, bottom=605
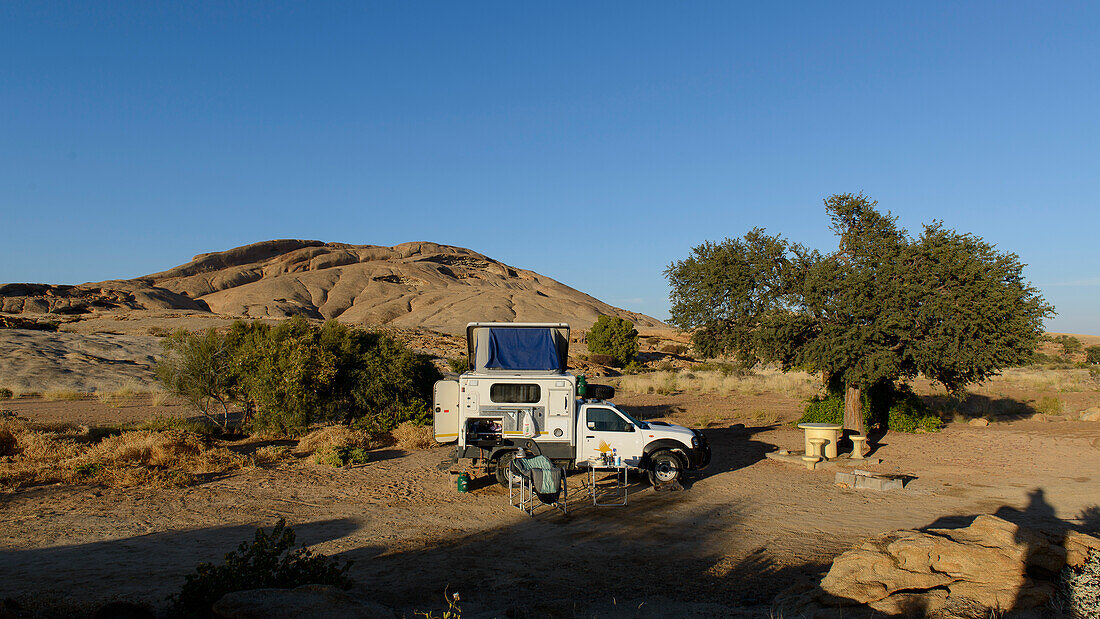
left=625, top=423, right=634, bottom=432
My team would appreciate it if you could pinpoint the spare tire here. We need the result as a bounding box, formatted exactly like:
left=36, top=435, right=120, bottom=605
left=585, top=383, right=615, bottom=400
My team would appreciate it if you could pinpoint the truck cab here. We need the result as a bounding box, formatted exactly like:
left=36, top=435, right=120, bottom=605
left=577, top=400, right=710, bottom=484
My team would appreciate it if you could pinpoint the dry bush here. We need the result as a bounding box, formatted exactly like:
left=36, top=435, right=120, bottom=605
left=391, top=422, right=437, bottom=450
left=0, top=426, right=16, bottom=456
left=150, top=390, right=173, bottom=407
left=252, top=444, right=291, bottom=467
left=295, top=425, right=389, bottom=455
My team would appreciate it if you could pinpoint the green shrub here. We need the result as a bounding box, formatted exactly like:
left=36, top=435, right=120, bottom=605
left=315, top=445, right=370, bottom=467
left=587, top=316, right=639, bottom=368
left=886, top=392, right=944, bottom=433
left=156, top=328, right=237, bottom=428
left=173, top=519, right=353, bottom=616
left=447, top=357, right=470, bottom=374
left=1053, top=335, right=1084, bottom=356
left=158, top=318, right=442, bottom=436
left=0, top=387, right=12, bottom=400
left=1086, top=345, right=1100, bottom=365
left=796, top=383, right=941, bottom=433
left=73, top=462, right=101, bottom=478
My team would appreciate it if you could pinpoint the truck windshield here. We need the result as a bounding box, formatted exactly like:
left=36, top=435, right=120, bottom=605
left=614, top=406, right=649, bottom=430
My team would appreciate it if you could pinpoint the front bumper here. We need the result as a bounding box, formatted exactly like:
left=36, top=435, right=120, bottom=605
left=687, top=429, right=711, bottom=469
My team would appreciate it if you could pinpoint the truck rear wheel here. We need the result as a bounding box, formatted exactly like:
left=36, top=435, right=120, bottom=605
left=647, top=450, right=684, bottom=485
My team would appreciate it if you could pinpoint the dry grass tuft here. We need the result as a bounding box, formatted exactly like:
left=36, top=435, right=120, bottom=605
left=0, top=421, right=248, bottom=489
left=150, top=390, right=173, bottom=407
left=391, top=422, right=437, bottom=450
left=989, top=368, right=1099, bottom=393
left=43, top=389, right=88, bottom=401
left=295, top=425, right=389, bottom=455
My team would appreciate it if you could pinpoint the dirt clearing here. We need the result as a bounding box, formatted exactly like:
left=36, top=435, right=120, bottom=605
left=1, top=390, right=1098, bottom=616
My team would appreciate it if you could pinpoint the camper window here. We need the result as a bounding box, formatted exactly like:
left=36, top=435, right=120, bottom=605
left=586, top=407, right=634, bottom=432
left=490, top=383, right=541, bottom=404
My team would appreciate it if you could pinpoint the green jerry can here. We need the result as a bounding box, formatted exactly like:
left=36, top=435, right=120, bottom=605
left=456, top=472, right=470, bottom=493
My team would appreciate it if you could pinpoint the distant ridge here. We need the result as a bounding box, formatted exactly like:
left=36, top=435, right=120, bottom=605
left=0, top=240, right=664, bottom=334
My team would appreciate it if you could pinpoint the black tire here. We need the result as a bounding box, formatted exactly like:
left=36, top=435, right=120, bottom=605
left=494, top=451, right=523, bottom=487
left=647, top=450, right=685, bottom=485
left=585, top=384, right=615, bottom=400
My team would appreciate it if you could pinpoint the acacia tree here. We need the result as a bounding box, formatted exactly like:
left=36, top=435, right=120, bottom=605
left=666, top=193, right=1053, bottom=435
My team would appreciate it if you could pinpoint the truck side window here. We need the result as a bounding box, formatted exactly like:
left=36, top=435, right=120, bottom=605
left=587, top=408, right=633, bottom=432
left=489, top=383, right=541, bottom=403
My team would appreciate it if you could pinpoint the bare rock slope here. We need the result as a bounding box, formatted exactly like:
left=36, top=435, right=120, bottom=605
left=1, top=240, right=662, bottom=334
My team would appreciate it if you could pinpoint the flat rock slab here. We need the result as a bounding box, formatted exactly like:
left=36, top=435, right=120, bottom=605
left=764, top=451, right=883, bottom=470
left=835, top=471, right=907, bottom=491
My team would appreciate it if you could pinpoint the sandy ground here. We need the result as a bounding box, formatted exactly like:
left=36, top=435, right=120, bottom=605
left=1, top=392, right=1098, bottom=617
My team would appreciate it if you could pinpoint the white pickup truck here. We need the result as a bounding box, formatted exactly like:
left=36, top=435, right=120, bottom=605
left=433, top=322, right=710, bottom=486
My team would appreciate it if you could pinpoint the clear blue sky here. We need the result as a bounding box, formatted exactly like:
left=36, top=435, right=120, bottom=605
left=2, top=2, right=1098, bottom=334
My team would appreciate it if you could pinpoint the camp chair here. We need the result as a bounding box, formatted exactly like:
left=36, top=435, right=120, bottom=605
left=508, top=454, right=567, bottom=516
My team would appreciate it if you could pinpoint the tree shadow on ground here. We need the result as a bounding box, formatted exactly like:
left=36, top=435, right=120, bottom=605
left=692, top=424, right=776, bottom=482
left=340, top=426, right=790, bottom=616
left=922, top=393, right=1038, bottom=421
left=0, top=518, right=370, bottom=613
left=341, top=497, right=826, bottom=617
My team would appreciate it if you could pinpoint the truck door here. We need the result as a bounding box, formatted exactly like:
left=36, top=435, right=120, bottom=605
left=578, top=406, right=643, bottom=466
left=433, top=380, right=460, bottom=443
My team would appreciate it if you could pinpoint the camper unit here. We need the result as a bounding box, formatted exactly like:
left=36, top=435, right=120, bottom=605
left=434, top=322, right=711, bottom=486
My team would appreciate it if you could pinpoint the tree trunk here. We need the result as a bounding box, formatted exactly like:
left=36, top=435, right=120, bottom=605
left=843, top=384, right=864, bottom=436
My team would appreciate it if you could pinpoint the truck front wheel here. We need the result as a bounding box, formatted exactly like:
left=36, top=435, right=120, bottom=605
left=647, top=450, right=684, bottom=485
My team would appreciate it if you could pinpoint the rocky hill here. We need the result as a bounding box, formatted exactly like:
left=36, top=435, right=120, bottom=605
left=0, top=240, right=663, bottom=334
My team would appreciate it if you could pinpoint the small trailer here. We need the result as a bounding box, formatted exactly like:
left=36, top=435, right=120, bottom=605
left=434, top=322, right=710, bottom=486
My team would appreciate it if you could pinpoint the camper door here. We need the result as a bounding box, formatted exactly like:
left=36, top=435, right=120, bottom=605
left=433, top=380, right=459, bottom=443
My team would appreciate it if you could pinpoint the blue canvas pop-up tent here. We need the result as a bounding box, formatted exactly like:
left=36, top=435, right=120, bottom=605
left=467, top=323, right=570, bottom=372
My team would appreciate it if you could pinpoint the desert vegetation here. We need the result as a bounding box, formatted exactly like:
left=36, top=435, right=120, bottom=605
left=0, top=417, right=252, bottom=489
left=666, top=193, right=1053, bottom=435
left=157, top=317, right=441, bottom=435
left=585, top=315, right=639, bottom=368
left=173, top=519, right=354, bottom=617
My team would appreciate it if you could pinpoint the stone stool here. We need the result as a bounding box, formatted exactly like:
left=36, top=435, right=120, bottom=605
left=801, top=454, right=820, bottom=470
left=850, top=435, right=868, bottom=459
left=808, top=437, right=828, bottom=461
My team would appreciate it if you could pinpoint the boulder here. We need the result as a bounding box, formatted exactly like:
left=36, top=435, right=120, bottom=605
left=212, top=584, right=393, bottom=619
left=1079, top=407, right=1100, bottom=422
left=967, top=418, right=989, bottom=427
left=806, top=515, right=1099, bottom=614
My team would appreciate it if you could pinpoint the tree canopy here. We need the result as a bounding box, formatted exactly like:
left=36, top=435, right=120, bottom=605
left=666, top=194, right=1054, bottom=434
